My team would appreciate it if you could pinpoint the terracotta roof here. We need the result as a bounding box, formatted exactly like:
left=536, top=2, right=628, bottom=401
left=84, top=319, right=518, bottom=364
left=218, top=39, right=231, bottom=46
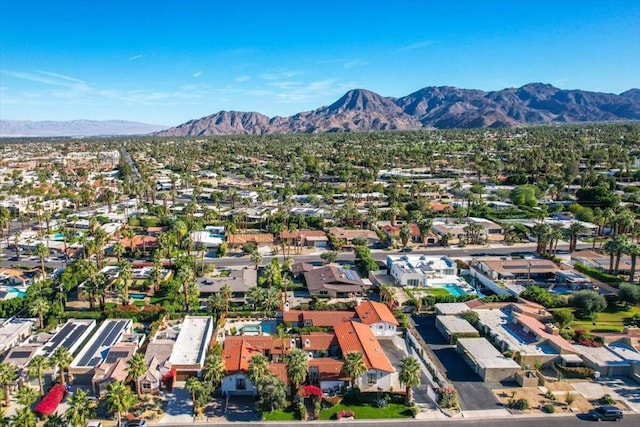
left=227, top=233, right=274, bottom=245
left=429, top=201, right=449, bottom=212
left=224, top=336, right=275, bottom=352
left=283, top=310, right=355, bottom=327
left=119, top=235, right=158, bottom=249
left=290, top=262, right=315, bottom=274
left=222, top=339, right=263, bottom=374
left=308, top=358, right=348, bottom=381
left=300, top=332, right=338, bottom=351
left=268, top=362, right=289, bottom=384
left=355, top=301, right=399, bottom=326
left=334, top=321, right=394, bottom=372
left=465, top=299, right=484, bottom=309
left=381, top=223, right=420, bottom=237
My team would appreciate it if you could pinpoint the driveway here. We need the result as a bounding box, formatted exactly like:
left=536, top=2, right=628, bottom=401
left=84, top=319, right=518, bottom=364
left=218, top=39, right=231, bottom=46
left=571, top=377, right=640, bottom=412
left=158, top=386, right=193, bottom=424
left=412, top=314, right=501, bottom=411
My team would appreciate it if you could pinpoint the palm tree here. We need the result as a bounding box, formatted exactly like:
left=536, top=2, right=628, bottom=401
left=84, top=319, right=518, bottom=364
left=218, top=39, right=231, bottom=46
left=220, top=284, right=232, bottom=317
left=248, top=354, right=270, bottom=385
left=43, top=414, right=68, bottom=427
left=250, top=250, right=263, bottom=270
left=28, top=355, right=49, bottom=396
left=341, top=351, right=366, bottom=392
left=11, top=407, right=36, bottom=427
left=117, top=260, right=132, bottom=305
left=566, top=222, right=587, bottom=253
left=15, top=385, right=38, bottom=407
left=112, top=241, right=126, bottom=263
left=202, top=354, right=226, bottom=392
left=66, top=388, right=95, bottom=427
left=285, top=348, right=308, bottom=396
left=177, top=264, right=194, bottom=312
left=35, top=242, right=49, bottom=278
left=126, top=353, right=147, bottom=397
left=29, top=297, right=50, bottom=329
left=399, top=356, right=421, bottom=404
left=50, top=347, right=73, bottom=386
left=603, top=235, right=629, bottom=275
left=399, top=223, right=412, bottom=248
left=103, top=380, right=135, bottom=427
left=625, top=242, right=640, bottom=283
left=0, top=363, right=17, bottom=407
left=185, top=377, right=205, bottom=415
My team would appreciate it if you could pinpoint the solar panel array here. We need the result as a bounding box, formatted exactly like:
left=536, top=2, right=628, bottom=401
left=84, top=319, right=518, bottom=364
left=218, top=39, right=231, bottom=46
left=105, top=350, right=130, bottom=364
left=42, top=321, right=92, bottom=356
left=9, top=351, right=32, bottom=359
left=77, top=320, right=127, bottom=367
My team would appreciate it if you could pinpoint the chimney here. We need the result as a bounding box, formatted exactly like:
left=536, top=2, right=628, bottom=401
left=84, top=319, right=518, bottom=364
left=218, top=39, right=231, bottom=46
left=544, top=324, right=559, bottom=335
left=284, top=301, right=290, bottom=312
left=356, top=298, right=362, bottom=307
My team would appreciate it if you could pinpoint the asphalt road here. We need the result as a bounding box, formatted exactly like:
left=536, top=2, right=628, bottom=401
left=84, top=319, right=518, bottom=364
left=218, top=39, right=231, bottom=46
left=155, top=413, right=640, bottom=427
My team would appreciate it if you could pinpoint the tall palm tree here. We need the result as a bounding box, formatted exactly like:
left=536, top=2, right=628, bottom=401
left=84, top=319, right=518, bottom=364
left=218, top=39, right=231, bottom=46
left=112, top=241, right=125, bottom=263
left=202, top=353, right=226, bottom=392
left=625, top=242, right=640, bottom=283
left=220, top=284, right=232, bottom=317
left=103, top=380, right=135, bottom=427
left=35, top=242, right=49, bottom=278
left=398, top=356, right=421, bottom=404
left=50, top=347, right=73, bottom=386
left=0, top=363, right=17, bottom=407
left=28, top=355, right=49, bottom=396
left=341, top=351, right=366, bottom=392
left=185, top=377, right=205, bottom=415
left=250, top=250, right=263, bottom=270
left=126, top=353, right=147, bottom=397
left=43, top=414, right=67, bottom=427
left=117, top=260, right=132, bottom=305
left=567, top=222, right=587, bottom=253
left=176, top=264, right=193, bottom=311
left=29, top=298, right=50, bottom=329
left=66, top=388, right=95, bottom=427
left=285, top=348, right=308, bottom=396
left=248, top=354, right=270, bottom=385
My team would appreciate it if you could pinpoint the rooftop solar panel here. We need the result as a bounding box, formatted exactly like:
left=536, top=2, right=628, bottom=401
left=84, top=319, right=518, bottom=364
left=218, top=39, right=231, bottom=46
left=8, top=351, right=32, bottom=359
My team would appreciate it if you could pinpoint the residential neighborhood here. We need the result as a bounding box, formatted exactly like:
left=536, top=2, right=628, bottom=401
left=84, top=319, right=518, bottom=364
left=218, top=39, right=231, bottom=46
left=0, top=124, right=639, bottom=425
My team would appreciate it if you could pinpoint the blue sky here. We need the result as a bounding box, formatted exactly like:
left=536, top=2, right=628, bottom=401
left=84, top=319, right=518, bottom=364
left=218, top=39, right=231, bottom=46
left=1, top=0, right=639, bottom=126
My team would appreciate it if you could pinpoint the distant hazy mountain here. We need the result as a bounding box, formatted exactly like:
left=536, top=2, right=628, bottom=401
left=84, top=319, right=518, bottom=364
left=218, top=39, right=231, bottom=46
left=0, top=120, right=167, bottom=137
left=156, top=83, right=640, bottom=135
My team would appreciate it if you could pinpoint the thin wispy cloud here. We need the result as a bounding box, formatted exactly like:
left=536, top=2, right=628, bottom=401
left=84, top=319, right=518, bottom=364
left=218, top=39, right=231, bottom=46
left=397, top=40, right=436, bottom=52
left=234, top=75, right=251, bottom=83
left=193, top=71, right=202, bottom=78
left=129, top=54, right=143, bottom=61
left=343, top=59, right=369, bottom=69
left=1, top=70, right=88, bottom=89
left=260, top=70, right=301, bottom=80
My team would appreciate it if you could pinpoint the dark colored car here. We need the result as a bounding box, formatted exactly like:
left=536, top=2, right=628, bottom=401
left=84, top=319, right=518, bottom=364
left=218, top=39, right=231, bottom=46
left=122, top=421, right=147, bottom=427
left=587, top=405, right=623, bottom=421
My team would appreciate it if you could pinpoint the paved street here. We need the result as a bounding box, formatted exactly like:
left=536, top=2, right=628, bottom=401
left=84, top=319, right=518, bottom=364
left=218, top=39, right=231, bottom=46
left=149, top=413, right=640, bottom=426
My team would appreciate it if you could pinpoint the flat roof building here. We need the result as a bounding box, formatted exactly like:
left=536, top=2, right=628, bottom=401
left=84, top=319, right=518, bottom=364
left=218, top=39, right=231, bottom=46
left=435, top=316, right=479, bottom=344
left=41, top=319, right=97, bottom=357
left=168, top=316, right=214, bottom=381
left=0, top=318, right=36, bottom=353
left=456, top=337, right=521, bottom=382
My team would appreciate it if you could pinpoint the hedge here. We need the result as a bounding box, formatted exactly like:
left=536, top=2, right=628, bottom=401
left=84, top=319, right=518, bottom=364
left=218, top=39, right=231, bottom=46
left=574, top=263, right=625, bottom=287
left=554, top=364, right=595, bottom=379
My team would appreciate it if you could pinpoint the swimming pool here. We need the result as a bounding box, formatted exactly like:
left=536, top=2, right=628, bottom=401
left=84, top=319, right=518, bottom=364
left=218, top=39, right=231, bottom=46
left=129, top=293, right=147, bottom=300
left=5, top=287, right=26, bottom=298
left=442, top=284, right=467, bottom=297
left=52, top=232, right=82, bottom=241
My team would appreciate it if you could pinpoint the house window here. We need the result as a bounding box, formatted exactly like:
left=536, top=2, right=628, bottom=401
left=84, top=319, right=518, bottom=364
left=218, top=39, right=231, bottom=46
left=378, top=324, right=384, bottom=329
left=367, top=372, right=377, bottom=384
left=142, top=382, right=151, bottom=391
left=407, top=279, right=420, bottom=287
left=236, top=377, right=246, bottom=390
left=303, top=319, right=313, bottom=327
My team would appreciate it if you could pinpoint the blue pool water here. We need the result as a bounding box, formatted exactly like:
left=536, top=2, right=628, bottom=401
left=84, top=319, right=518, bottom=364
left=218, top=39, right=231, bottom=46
left=52, top=232, right=82, bottom=241
left=129, top=293, right=147, bottom=300
left=5, top=287, right=26, bottom=298
left=260, top=320, right=277, bottom=334
left=442, top=284, right=467, bottom=297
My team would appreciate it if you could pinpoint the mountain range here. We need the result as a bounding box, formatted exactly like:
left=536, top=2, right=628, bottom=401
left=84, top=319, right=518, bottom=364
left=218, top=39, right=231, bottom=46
left=0, top=120, right=167, bottom=137
left=156, top=83, right=640, bottom=136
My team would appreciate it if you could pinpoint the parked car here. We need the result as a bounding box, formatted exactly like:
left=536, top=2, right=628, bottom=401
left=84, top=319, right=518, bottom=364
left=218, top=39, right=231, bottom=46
left=86, top=422, right=102, bottom=427
left=587, top=405, right=623, bottom=421
left=122, top=421, right=147, bottom=427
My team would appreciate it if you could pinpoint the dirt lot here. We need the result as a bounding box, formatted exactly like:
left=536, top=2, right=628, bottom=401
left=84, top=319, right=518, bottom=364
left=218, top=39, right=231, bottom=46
left=493, top=382, right=593, bottom=414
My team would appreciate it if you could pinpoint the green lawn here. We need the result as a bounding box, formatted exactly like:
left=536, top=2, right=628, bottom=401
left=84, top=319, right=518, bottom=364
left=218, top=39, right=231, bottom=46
left=569, top=305, right=640, bottom=333
left=262, top=407, right=299, bottom=421
left=319, top=402, right=412, bottom=420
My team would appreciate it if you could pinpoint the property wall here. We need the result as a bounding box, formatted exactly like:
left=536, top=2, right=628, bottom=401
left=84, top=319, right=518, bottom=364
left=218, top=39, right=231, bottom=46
left=470, top=268, right=510, bottom=296
left=355, top=369, right=396, bottom=391
left=480, top=366, right=520, bottom=382
left=319, top=380, right=345, bottom=391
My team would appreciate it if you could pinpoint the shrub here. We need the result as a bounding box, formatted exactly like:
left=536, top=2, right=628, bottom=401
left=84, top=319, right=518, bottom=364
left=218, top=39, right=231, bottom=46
left=542, top=403, right=555, bottom=413
left=554, top=364, right=595, bottom=379
left=544, top=390, right=556, bottom=401
left=599, top=394, right=615, bottom=405
left=507, top=398, right=530, bottom=411
left=565, top=392, right=576, bottom=406
left=336, top=410, right=355, bottom=420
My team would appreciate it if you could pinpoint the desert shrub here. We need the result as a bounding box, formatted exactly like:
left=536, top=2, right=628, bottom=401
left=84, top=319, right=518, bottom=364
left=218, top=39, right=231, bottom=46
left=542, top=403, right=555, bottom=413
left=599, top=394, right=615, bottom=405
left=336, top=410, right=355, bottom=420
left=554, top=364, right=595, bottom=379
left=507, top=398, right=530, bottom=411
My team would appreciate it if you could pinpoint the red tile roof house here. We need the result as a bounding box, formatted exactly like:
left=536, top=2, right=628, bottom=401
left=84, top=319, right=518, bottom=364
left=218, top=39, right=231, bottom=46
left=334, top=321, right=397, bottom=392
left=355, top=300, right=400, bottom=337
left=283, top=310, right=355, bottom=328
